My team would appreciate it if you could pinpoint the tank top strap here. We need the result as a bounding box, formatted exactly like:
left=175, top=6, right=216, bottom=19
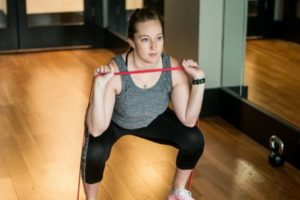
left=162, top=52, right=171, bottom=69
left=112, top=54, right=128, bottom=73
left=160, top=52, right=173, bottom=93
left=112, top=54, right=132, bottom=93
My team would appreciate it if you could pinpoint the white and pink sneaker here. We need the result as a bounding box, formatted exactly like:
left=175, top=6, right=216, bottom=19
left=168, top=188, right=195, bottom=200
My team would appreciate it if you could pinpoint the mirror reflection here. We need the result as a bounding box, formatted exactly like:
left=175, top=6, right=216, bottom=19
left=0, top=0, right=7, bottom=29
left=245, top=38, right=300, bottom=127
left=222, top=0, right=300, bottom=128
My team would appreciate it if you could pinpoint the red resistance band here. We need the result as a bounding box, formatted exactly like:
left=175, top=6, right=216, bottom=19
left=94, top=66, right=184, bottom=77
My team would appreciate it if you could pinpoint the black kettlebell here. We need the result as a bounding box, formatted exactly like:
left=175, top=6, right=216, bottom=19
left=268, top=135, right=285, bottom=167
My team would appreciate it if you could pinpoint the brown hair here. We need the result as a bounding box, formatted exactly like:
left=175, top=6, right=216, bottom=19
left=127, top=8, right=163, bottom=39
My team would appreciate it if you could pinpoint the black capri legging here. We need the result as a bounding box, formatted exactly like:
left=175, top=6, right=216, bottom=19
left=81, top=108, right=205, bottom=184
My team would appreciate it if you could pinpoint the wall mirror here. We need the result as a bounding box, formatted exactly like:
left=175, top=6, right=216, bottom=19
left=222, top=0, right=300, bottom=129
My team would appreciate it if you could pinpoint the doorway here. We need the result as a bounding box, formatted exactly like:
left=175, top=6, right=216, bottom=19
left=247, top=0, right=274, bottom=37
left=283, top=0, right=300, bottom=43
left=246, top=0, right=300, bottom=43
left=0, top=0, right=94, bottom=51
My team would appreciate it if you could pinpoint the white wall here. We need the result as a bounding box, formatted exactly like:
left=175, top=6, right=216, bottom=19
left=199, top=0, right=224, bottom=88
left=162, top=0, right=248, bottom=89
left=165, top=0, right=225, bottom=89
left=222, top=0, right=247, bottom=88
left=26, top=0, right=83, bottom=14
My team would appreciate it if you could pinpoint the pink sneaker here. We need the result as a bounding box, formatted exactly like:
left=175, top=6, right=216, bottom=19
left=168, top=189, right=195, bottom=200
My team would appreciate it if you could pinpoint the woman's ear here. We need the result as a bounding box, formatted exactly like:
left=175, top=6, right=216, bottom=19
left=127, top=38, right=135, bottom=49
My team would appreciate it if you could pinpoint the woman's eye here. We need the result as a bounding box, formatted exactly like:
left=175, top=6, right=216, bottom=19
left=141, top=38, right=149, bottom=42
left=157, top=36, right=163, bottom=41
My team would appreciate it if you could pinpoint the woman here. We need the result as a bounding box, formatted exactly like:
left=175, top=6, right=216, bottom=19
left=81, top=8, right=205, bottom=200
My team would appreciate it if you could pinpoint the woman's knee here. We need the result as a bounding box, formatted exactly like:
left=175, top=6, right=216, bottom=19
left=81, top=138, right=110, bottom=183
left=183, top=128, right=205, bottom=152
left=86, top=139, right=110, bottom=166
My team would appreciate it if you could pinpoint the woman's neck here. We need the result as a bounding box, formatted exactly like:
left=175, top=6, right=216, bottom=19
left=131, top=51, right=161, bottom=70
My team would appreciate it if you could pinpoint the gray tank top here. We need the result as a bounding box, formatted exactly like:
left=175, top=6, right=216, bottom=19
left=111, top=52, right=172, bottom=129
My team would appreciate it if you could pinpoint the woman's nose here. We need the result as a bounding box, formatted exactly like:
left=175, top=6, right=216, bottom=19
left=150, top=40, right=157, bottom=49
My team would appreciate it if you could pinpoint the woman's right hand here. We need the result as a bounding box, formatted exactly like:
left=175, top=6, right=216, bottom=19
left=94, top=64, right=115, bottom=87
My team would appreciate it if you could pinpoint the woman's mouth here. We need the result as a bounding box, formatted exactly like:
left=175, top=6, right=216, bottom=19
left=149, top=53, right=158, bottom=57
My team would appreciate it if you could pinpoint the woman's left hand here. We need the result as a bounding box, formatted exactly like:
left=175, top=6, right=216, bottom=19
left=182, top=59, right=205, bottom=80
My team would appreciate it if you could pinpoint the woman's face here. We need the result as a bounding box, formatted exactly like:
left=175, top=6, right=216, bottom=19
left=129, top=19, right=164, bottom=64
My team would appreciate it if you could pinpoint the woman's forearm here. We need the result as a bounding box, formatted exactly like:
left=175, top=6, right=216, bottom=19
left=86, top=84, right=107, bottom=137
left=184, top=84, right=205, bottom=127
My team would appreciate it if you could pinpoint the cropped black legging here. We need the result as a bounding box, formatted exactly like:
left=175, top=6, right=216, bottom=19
left=81, top=108, right=205, bottom=184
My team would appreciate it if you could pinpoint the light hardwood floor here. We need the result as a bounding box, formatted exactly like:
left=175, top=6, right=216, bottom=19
left=0, top=49, right=300, bottom=200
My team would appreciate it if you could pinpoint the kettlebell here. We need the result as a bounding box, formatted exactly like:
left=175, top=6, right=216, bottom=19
left=268, top=135, right=285, bottom=167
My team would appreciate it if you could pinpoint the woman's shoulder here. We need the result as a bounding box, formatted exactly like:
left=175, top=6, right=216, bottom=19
left=169, top=56, right=180, bottom=67
left=165, top=54, right=188, bottom=85
left=162, top=52, right=179, bottom=67
left=111, top=54, right=125, bottom=63
left=108, top=59, right=120, bottom=73
left=106, top=59, right=122, bottom=95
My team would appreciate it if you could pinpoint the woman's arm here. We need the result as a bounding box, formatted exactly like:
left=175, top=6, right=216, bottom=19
left=171, top=57, right=205, bottom=127
left=85, top=61, right=119, bottom=137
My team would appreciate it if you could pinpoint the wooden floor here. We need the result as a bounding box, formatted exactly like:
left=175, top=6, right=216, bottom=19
left=0, top=49, right=300, bottom=200
left=245, top=39, right=300, bottom=127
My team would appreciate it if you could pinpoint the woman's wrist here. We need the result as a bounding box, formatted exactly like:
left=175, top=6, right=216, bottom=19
left=192, top=77, right=205, bottom=85
left=191, top=71, right=205, bottom=85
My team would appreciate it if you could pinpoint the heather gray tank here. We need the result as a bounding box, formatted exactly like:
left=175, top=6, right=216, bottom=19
left=111, top=52, right=172, bottom=129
